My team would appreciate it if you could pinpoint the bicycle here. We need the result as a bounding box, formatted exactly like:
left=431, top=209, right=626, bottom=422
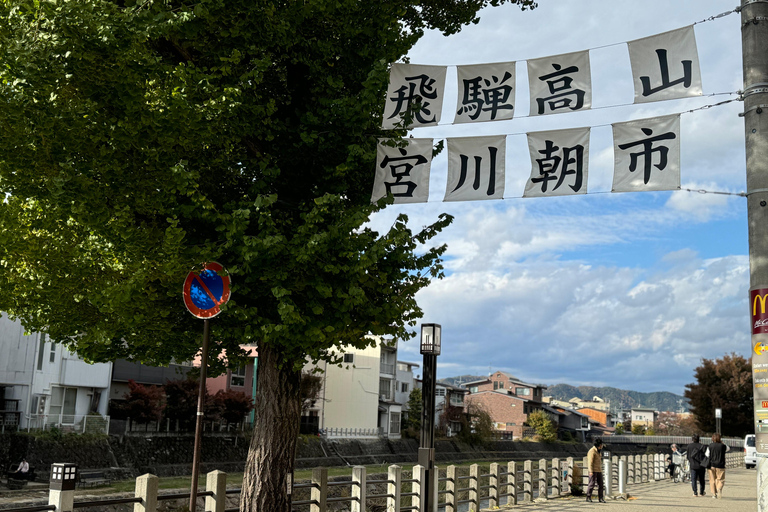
left=671, top=453, right=689, bottom=483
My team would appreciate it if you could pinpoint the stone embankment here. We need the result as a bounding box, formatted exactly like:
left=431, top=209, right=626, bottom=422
left=0, top=431, right=670, bottom=481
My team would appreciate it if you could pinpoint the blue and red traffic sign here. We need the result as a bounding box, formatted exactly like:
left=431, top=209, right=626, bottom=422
left=182, top=262, right=231, bottom=319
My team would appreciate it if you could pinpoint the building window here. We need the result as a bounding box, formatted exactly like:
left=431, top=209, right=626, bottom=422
left=493, top=381, right=500, bottom=390
left=506, top=422, right=516, bottom=427
left=515, top=387, right=531, bottom=396
left=231, top=365, right=246, bottom=387
left=390, top=412, right=401, bottom=434
left=380, top=379, right=391, bottom=400
left=435, top=388, right=445, bottom=397
left=469, top=386, right=478, bottom=393
left=49, top=341, right=56, bottom=363
left=37, top=334, right=46, bottom=370
left=401, top=383, right=409, bottom=393
left=49, top=387, right=77, bottom=422
left=343, top=353, right=354, bottom=364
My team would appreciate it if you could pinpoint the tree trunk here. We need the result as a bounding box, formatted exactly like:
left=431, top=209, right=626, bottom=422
left=240, top=343, right=302, bottom=512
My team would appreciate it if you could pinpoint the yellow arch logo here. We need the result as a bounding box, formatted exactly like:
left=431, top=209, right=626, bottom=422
left=755, top=294, right=768, bottom=316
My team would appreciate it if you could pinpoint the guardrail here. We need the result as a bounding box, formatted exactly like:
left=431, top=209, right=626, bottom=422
left=24, top=414, right=110, bottom=435
left=608, top=435, right=744, bottom=448
left=3, top=452, right=744, bottom=512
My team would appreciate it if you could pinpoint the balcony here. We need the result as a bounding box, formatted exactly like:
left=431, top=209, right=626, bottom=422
left=380, top=362, right=395, bottom=375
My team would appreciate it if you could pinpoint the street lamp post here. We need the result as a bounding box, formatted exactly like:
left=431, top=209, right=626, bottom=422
left=715, top=408, right=722, bottom=435
left=419, top=323, right=441, bottom=512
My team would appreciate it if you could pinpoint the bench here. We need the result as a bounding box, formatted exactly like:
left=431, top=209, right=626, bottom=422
left=4, top=464, right=35, bottom=489
left=77, top=471, right=111, bottom=488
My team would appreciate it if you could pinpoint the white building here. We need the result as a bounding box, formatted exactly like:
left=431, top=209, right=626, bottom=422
left=395, top=360, right=419, bottom=406
left=303, top=336, right=404, bottom=438
left=0, top=314, right=111, bottom=432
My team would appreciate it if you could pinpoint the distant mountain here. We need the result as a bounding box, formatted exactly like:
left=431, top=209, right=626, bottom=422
left=439, top=375, right=689, bottom=413
left=440, top=375, right=487, bottom=387
left=544, top=384, right=689, bottom=413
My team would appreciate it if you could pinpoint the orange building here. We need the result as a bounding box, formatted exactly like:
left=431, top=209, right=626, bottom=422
left=578, top=407, right=612, bottom=427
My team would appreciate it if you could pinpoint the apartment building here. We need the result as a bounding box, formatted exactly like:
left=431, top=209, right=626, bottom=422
left=464, top=390, right=529, bottom=437
left=0, top=314, right=111, bottom=431
left=464, top=371, right=545, bottom=404
left=435, top=382, right=467, bottom=436
left=303, top=337, right=404, bottom=438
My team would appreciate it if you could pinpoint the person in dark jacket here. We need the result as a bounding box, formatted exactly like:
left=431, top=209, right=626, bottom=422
left=706, top=433, right=729, bottom=499
left=687, top=434, right=707, bottom=496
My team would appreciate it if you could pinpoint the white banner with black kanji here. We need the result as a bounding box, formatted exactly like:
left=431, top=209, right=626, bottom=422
left=628, top=26, right=702, bottom=104
left=612, top=114, right=681, bottom=192
left=524, top=128, right=591, bottom=198
left=454, top=62, right=516, bottom=124
left=381, top=64, right=447, bottom=130
left=527, top=50, right=592, bottom=117
left=372, top=138, right=433, bottom=204
left=445, top=135, right=506, bottom=201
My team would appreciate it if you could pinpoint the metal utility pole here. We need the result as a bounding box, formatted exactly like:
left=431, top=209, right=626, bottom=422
left=742, top=0, right=768, bottom=507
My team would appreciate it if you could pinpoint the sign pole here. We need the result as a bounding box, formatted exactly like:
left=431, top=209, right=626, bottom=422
left=190, top=318, right=210, bottom=512
left=181, top=262, right=230, bottom=512
left=742, top=0, right=768, bottom=507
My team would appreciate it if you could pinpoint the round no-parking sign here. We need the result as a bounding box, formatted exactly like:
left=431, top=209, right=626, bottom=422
left=182, top=262, right=231, bottom=319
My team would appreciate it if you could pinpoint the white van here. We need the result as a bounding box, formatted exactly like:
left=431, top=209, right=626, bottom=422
left=745, top=434, right=757, bottom=469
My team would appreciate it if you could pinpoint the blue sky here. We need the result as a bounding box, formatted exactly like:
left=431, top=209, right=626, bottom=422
left=368, top=0, right=750, bottom=396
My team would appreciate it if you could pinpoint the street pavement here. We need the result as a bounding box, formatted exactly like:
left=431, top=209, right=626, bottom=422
left=493, top=468, right=757, bottom=511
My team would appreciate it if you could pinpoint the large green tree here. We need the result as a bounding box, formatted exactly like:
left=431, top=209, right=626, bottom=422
left=0, top=0, right=535, bottom=510
left=684, top=353, right=753, bottom=437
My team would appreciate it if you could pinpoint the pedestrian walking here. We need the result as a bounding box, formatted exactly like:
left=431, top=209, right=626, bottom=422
left=687, top=434, right=707, bottom=496
left=706, top=433, right=729, bottom=499
left=586, top=438, right=606, bottom=503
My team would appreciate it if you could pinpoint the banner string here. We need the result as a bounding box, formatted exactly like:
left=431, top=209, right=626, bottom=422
left=483, top=187, right=746, bottom=202
left=410, top=92, right=740, bottom=137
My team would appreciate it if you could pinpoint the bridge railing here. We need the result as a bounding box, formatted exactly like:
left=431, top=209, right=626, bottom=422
left=4, top=452, right=744, bottom=512
left=607, top=435, right=744, bottom=448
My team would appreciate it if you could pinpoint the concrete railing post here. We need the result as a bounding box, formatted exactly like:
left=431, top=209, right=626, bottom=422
left=644, top=455, right=650, bottom=482
left=551, top=458, right=560, bottom=497
left=538, top=459, right=547, bottom=500
left=583, top=456, right=589, bottom=489
left=618, top=459, right=627, bottom=495
left=444, top=465, right=456, bottom=512
left=603, top=459, right=613, bottom=497
left=205, top=470, right=227, bottom=512
left=566, top=457, right=574, bottom=495
left=489, top=463, right=499, bottom=508
left=351, top=466, right=366, bottom=512
left=48, top=486, right=75, bottom=512
left=469, top=464, right=479, bottom=511
left=523, top=460, right=533, bottom=502
left=387, top=465, right=401, bottom=512
left=134, top=474, right=159, bottom=512
left=506, top=461, right=517, bottom=505
left=310, top=468, right=327, bottom=512
left=412, top=465, right=426, bottom=512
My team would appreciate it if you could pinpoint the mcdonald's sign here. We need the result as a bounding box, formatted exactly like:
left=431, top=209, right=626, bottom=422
left=752, top=288, right=768, bottom=334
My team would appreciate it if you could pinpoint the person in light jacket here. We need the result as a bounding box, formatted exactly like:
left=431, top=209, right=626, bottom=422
left=586, top=438, right=606, bottom=503
left=706, top=433, right=730, bottom=499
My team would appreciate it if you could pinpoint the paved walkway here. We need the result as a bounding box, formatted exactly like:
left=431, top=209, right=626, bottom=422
left=497, top=468, right=757, bottom=511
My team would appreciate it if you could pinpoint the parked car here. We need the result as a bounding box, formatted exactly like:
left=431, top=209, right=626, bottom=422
left=745, top=434, right=757, bottom=469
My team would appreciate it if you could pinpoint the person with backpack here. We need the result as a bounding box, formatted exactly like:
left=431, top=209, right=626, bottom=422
left=706, top=433, right=730, bottom=499
left=687, top=434, right=708, bottom=496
